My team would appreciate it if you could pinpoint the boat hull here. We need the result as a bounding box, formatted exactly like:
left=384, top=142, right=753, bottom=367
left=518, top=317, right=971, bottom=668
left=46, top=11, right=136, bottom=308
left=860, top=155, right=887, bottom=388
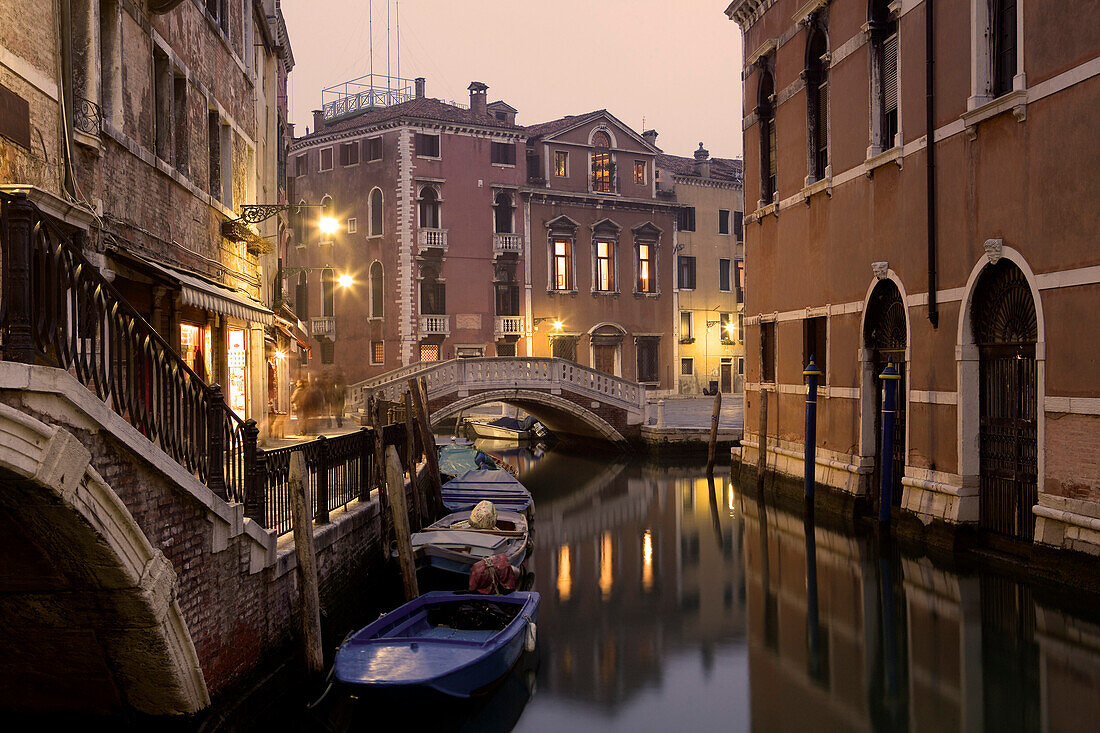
left=334, top=591, right=540, bottom=699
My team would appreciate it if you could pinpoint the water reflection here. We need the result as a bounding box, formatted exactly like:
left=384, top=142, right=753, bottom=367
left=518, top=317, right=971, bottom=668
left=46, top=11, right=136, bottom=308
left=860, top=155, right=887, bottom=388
left=740, top=484, right=1100, bottom=733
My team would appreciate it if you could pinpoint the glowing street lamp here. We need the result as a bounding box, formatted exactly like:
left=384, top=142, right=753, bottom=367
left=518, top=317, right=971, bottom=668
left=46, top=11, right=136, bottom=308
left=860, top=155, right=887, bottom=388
left=552, top=320, right=564, bottom=332
left=319, top=215, right=340, bottom=237
left=337, top=273, right=354, bottom=289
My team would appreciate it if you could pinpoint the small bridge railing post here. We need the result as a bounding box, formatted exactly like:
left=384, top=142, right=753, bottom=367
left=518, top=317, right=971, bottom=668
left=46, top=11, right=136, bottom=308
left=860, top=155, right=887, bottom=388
left=315, top=435, right=330, bottom=524
left=1, top=192, right=35, bottom=363
left=206, top=385, right=228, bottom=501
left=243, top=418, right=265, bottom=524
left=358, top=427, right=372, bottom=502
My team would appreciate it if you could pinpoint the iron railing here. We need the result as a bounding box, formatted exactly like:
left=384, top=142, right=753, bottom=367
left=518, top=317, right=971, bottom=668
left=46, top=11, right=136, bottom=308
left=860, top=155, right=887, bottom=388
left=73, top=96, right=102, bottom=137
left=255, top=429, right=375, bottom=536
left=0, top=191, right=408, bottom=537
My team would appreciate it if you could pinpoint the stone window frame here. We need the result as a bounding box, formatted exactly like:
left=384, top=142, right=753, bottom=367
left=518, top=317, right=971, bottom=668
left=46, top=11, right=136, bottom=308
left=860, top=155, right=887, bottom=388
left=545, top=215, right=580, bottom=295
left=318, top=147, right=334, bottom=172
left=804, top=16, right=831, bottom=185
left=590, top=218, right=621, bottom=296
left=554, top=150, right=569, bottom=177
left=417, top=184, right=442, bottom=229
left=631, top=222, right=663, bottom=298
left=370, top=340, right=385, bottom=365
left=867, top=0, right=902, bottom=159
left=369, top=188, right=384, bottom=237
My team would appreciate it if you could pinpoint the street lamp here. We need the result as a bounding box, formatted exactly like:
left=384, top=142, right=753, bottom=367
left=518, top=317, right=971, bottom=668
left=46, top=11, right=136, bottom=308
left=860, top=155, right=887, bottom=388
left=337, top=273, right=354, bottom=289
left=320, top=215, right=340, bottom=237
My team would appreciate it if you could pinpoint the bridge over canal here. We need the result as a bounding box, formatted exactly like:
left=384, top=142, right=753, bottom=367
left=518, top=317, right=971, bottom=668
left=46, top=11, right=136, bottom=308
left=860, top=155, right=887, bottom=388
left=348, top=357, right=648, bottom=445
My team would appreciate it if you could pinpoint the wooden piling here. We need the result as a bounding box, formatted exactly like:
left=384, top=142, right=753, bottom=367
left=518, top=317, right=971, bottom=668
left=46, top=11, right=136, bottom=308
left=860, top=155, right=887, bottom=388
left=404, top=389, right=427, bottom=529
left=288, top=451, right=324, bottom=677
left=706, top=388, right=722, bottom=474
left=385, top=445, right=420, bottom=602
left=756, top=388, right=769, bottom=496
left=409, top=377, right=443, bottom=518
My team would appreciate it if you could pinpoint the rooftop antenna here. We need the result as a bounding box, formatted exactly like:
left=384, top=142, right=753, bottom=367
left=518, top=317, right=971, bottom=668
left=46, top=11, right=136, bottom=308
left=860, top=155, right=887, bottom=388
left=396, top=1, right=400, bottom=82
left=369, top=1, right=373, bottom=80
left=387, top=0, right=391, bottom=83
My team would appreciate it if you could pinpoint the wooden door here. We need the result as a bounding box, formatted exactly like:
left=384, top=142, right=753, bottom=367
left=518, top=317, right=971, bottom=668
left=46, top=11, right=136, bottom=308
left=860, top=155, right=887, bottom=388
left=720, top=362, right=733, bottom=393
left=593, top=344, right=617, bottom=375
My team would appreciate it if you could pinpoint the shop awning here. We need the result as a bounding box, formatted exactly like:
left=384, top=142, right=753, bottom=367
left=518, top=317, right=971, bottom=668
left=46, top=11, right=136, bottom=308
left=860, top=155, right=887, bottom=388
left=110, top=248, right=274, bottom=326
left=275, top=317, right=310, bottom=350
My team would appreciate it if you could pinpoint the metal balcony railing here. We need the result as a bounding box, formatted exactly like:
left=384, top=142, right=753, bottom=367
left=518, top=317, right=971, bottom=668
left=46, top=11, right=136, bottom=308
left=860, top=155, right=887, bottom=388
left=419, top=314, right=450, bottom=335
left=73, top=96, right=102, bottom=137
left=493, top=233, right=522, bottom=254
left=495, top=316, right=524, bottom=336
left=417, top=228, right=448, bottom=250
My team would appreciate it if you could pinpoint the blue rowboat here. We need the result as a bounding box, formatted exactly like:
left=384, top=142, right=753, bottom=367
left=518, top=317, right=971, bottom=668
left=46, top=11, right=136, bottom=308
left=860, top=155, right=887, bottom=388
left=334, top=591, right=540, bottom=698
left=411, top=509, right=529, bottom=581
left=441, top=469, right=534, bottom=518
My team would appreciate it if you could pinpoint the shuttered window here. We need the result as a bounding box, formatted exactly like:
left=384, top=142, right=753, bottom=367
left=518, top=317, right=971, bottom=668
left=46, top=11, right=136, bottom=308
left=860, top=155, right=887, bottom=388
left=882, top=32, right=899, bottom=147
left=636, top=337, right=660, bottom=383
left=991, top=0, right=1017, bottom=97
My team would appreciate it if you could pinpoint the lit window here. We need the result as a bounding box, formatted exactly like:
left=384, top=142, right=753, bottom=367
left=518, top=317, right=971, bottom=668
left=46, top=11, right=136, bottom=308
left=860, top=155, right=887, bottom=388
left=595, top=240, right=615, bottom=291
left=634, top=160, right=646, bottom=185
left=555, top=151, right=568, bottom=177
left=420, top=344, right=440, bottom=362
left=553, top=238, right=573, bottom=290
left=592, top=131, right=613, bottom=193
left=371, top=340, right=384, bottom=364
left=637, top=243, right=655, bottom=293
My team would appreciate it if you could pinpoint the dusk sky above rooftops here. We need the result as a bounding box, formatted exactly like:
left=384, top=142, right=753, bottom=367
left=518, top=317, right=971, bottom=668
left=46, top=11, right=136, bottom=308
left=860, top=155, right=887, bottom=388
left=282, top=0, right=744, bottom=160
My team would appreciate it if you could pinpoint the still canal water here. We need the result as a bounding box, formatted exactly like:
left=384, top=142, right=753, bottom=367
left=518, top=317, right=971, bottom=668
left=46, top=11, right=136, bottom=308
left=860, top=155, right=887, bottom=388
left=446, top=440, right=1100, bottom=733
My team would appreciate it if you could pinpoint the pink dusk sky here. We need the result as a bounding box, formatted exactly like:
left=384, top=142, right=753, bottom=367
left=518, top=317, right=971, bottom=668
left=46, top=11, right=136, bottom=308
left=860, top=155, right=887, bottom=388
left=281, top=0, right=745, bottom=160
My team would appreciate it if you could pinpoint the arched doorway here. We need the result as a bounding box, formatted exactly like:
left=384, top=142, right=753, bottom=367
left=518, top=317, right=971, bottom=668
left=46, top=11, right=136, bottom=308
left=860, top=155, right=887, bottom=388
left=864, top=279, right=907, bottom=510
left=972, top=260, right=1038, bottom=540
left=589, top=323, right=625, bottom=376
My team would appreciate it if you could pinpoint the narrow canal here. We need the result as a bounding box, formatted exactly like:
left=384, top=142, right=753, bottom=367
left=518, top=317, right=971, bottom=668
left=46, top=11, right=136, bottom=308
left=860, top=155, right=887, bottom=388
left=405, top=439, right=1100, bottom=733
left=133, top=441, right=1100, bottom=730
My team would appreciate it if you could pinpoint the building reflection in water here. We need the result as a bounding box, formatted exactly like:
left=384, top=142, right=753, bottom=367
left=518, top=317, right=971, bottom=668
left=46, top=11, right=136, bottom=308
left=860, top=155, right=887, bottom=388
left=740, top=483, right=1100, bottom=733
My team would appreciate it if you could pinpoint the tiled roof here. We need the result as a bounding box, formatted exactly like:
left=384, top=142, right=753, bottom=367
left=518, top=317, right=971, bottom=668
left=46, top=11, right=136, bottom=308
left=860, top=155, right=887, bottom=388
left=656, top=153, right=743, bottom=183
left=524, top=110, right=608, bottom=139
left=295, top=97, right=521, bottom=143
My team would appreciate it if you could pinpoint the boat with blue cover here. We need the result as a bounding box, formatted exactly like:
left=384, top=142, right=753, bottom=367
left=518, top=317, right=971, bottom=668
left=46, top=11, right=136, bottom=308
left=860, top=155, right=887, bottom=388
left=442, top=469, right=534, bottom=518
left=333, top=591, right=540, bottom=698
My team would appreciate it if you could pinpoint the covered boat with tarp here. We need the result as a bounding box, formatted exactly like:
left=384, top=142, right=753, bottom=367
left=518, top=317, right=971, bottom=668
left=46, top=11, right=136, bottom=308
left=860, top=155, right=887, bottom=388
left=442, top=469, right=533, bottom=518
left=464, top=415, right=549, bottom=441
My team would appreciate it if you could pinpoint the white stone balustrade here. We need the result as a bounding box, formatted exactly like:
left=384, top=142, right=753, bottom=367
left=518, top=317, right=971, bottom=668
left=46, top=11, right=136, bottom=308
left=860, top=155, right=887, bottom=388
left=417, top=228, right=448, bottom=250
left=419, top=314, right=450, bottom=336
left=495, top=316, right=524, bottom=336
left=493, top=233, right=522, bottom=254
left=310, top=316, right=336, bottom=340
left=347, top=357, right=645, bottom=424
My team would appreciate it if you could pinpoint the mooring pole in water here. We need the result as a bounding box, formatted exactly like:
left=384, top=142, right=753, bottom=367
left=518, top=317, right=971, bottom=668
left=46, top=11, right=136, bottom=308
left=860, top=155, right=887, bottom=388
left=755, top=388, right=769, bottom=497
left=803, top=357, right=822, bottom=501
left=404, top=389, right=426, bottom=530
left=878, top=360, right=900, bottom=526
left=706, top=388, right=722, bottom=474
left=289, top=451, right=324, bottom=677
left=409, top=377, right=443, bottom=519
left=385, top=444, right=420, bottom=601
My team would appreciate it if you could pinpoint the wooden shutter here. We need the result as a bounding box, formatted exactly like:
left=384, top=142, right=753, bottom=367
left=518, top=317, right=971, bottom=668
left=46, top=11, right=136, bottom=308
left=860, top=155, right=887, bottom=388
left=883, top=33, right=899, bottom=115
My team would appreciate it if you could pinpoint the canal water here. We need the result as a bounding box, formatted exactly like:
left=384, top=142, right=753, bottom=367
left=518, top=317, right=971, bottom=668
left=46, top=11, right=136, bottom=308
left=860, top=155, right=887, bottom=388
left=387, top=439, right=1099, bottom=733
left=102, top=440, right=1098, bottom=731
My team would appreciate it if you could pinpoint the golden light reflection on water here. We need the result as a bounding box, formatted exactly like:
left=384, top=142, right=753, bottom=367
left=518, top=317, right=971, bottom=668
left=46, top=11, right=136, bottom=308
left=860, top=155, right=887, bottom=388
left=642, top=529, right=653, bottom=591
left=728, top=483, right=736, bottom=516
left=599, top=532, right=613, bottom=599
left=557, top=544, right=572, bottom=601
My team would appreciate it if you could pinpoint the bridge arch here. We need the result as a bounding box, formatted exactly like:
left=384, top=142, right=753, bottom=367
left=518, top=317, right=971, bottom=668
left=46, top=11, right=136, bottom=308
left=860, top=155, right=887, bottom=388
left=432, top=388, right=628, bottom=445
left=0, top=403, right=209, bottom=714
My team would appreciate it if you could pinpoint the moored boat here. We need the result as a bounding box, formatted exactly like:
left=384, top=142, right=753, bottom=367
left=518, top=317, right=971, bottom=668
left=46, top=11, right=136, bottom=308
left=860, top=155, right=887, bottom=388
left=411, top=509, right=530, bottom=581
left=441, top=469, right=534, bottom=518
left=333, top=591, right=540, bottom=698
left=464, top=415, right=549, bottom=442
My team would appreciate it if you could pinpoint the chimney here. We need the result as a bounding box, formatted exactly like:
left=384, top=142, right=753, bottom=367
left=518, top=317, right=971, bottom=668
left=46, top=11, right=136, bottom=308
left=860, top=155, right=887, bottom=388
left=415, top=77, right=426, bottom=99
left=642, top=129, right=659, bottom=148
left=693, top=142, right=710, bottom=178
left=312, top=109, right=324, bottom=133
left=468, top=81, right=488, bottom=115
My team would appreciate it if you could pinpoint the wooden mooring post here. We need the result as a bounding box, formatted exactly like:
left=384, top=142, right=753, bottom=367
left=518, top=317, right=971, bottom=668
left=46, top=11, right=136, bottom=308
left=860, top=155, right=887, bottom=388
left=706, top=389, right=722, bottom=474
left=288, top=452, right=324, bottom=677
left=404, top=389, right=427, bottom=529
left=385, top=445, right=419, bottom=601
left=409, top=377, right=443, bottom=519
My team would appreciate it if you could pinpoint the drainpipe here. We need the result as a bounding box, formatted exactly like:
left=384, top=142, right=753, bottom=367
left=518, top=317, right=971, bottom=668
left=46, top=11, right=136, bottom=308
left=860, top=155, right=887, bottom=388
left=925, top=0, right=939, bottom=328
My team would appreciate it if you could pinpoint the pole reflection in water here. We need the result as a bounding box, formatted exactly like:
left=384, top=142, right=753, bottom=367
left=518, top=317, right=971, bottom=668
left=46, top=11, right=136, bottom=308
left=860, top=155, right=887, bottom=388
left=599, top=532, right=614, bottom=600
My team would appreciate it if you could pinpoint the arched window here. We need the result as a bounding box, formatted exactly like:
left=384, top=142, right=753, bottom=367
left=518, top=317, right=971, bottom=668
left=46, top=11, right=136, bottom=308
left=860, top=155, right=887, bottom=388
left=418, top=186, right=440, bottom=229
left=370, top=188, right=383, bottom=236
left=869, top=0, right=898, bottom=152
left=806, top=25, right=829, bottom=182
left=294, top=199, right=307, bottom=246
left=758, top=65, right=777, bottom=203
left=295, top=271, right=309, bottom=320
left=592, top=131, right=613, bottom=193
left=990, top=0, right=1017, bottom=97
left=321, top=267, right=334, bottom=317
left=370, top=261, right=384, bottom=318
left=493, top=191, right=513, bottom=234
